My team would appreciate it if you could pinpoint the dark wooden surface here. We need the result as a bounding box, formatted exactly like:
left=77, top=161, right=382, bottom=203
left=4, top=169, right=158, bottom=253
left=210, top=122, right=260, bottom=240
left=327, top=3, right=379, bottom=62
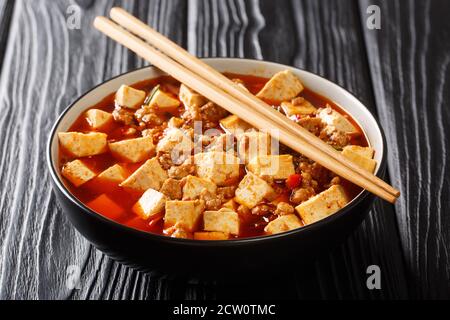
left=359, top=0, right=450, bottom=299
left=0, top=0, right=447, bottom=300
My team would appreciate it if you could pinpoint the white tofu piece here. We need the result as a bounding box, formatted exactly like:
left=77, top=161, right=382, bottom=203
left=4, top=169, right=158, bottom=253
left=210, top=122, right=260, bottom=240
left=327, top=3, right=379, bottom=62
left=61, top=159, right=96, bottom=187
left=115, top=84, right=146, bottom=109
left=295, top=185, right=348, bottom=224
left=317, top=106, right=357, bottom=133
left=234, top=172, right=275, bottom=208
left=148, top=89, right=180, bottom=110
left=206, top=133, right=235, bottom=153
left=170, top=228, right=193, bottom=239
left=182, top=175, right=217, bottom=200
left=247, top=154, right=295, bottom=180
left=85, top=109, right=113, bottom=129
left=179, top=84, right=207, bottom=110
left=281, top=100, right=316, bottom=118
left=156, top=128, right=193, bottom=156
left=132, top=188, right=166, bottom=219
left=194, top=231, right=230, bottom=240
left=97, top=164, right=127, bottom=184
left=120, top=157, right=168, bottom=192
left=256, top=70, right=304, bottom=102
left=109, top=136, right=155, bottom=163
left=203, top=210, right=240, bottom=235
left=193, top=151, right=240, bottom=186
left=164, top=200, right=205, bottom=232
left=219, top=115, right=252, bottom=134
left=237, top=131, right=272, bottom=164
left=222, top=199, right=238, bottom=211
left=342, top=147, right=377, bottom=173
left=167, top=117, right=185, bottom=128
left=58, top=132, right=107, bottom=157
left=343, top=145, right=375, bottom=159
left=264, top=214, right=302, bottom=235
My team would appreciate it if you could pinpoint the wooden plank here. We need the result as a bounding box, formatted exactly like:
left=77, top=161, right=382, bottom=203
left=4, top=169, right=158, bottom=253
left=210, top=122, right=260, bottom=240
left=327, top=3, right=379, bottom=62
left=187, top=0, right=409, bottom=299
left=0, top=0, right=15, bottom=74
left=0, top=0, right=409, bottom=300
left=359, top=0, right=450, bottom=298
left=0, top=0, right=200, bottom=300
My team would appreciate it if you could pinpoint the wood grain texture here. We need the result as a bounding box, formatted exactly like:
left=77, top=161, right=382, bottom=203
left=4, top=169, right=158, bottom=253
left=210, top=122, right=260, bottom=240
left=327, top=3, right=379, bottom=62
left=247, top=0, right=409, bottom=299
left=0, top=0, right=196, bottom=300
left=0, top=0, right=416, bottom=300
left=0, top=0, right=15, bottom=73
left=185, top=0, right=408, bottom=300
left=359, top=0, right=450, bottom=299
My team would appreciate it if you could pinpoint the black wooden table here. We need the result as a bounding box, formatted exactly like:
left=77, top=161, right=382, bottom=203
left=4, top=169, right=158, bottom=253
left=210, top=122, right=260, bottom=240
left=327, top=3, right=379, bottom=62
left=0, top=0, right=448, bottom=300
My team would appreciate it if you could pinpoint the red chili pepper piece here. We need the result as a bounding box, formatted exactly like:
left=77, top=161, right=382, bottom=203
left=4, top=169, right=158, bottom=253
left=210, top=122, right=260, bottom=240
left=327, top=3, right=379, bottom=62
left=286, top=173, right=302, bottom=189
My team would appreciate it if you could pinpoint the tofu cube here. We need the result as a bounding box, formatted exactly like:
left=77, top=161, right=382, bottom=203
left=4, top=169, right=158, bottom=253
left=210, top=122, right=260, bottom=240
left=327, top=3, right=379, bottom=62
left=164, top=200, right=205, bottom=232
left=206, top=133, right=235, bottom=153
left=120, top=157, right=168, bottom=192
left=179, top=84, right=207, bottom=110
left=168, top=117, right=185, bottom=128
left=132, top=188, right=166, bottom=219
left=203, top=210, right=240, bottom=235
left=193, top=151, right=240, bottom=186
left=317, top=106, right=357, bottom=133
left=219, top=115, right=252, bottom=134
left=61, top=159, right=96, bottom=187
left=148, top=89, right=180, bottom=110
left=87, top=194, right=124, bottom=220
left=182, top=175, right=217, bottom=200
left=234, top=172, right=275, bottom=208
left=237, top=131, right=272, bottom=164
left=256, top=70, right=304, bottom=102
left=342, top=147, right=377, bottom=173
left=115, top=84, right=146, bottom=109
left=85, top=109, right=113, bottom=129
left=58, top=132, right=107, bottom=157
left=247, top=154, right=295, bottom=180
left=264, top=214, right=302, bottom=235
left=170, top=228, right=193, bottom=239
left=156, top=128, right=193, bottom=156
left=109, top=136, right=155, bottom=163
left=343, top=145, right=375, bottom=159
left=222, top=199, right=238, bottom=211
left=281, top=100, right=316, bottom=118
left=194, top=231, right=230, bottom=240
left=295, top=185, right=348, bottom=224
left=97, top=164, right=127, bottom=184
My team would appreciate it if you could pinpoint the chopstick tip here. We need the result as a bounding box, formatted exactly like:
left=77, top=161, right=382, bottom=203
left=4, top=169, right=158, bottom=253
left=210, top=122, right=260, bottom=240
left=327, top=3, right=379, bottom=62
left=110, top=7, right=125, bottom=17
left=93, top=16, right=105, bottom=25
left=385, top=191, right=399, bottom=204
left=93, top=16, right=112, bottom=30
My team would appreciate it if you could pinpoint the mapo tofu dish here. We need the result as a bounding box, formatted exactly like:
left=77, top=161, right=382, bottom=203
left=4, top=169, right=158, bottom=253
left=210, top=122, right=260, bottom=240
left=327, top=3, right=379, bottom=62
left=58, top=70, right=377, bottom=240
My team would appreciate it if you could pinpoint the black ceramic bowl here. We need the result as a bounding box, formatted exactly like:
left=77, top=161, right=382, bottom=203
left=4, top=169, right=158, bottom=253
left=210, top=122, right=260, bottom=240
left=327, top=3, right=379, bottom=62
left=47, top=58, right=387, bottom=277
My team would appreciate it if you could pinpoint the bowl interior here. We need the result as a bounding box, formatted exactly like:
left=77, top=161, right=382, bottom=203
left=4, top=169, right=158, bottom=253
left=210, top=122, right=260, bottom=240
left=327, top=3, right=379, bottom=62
left=48, top=58, right=384, bottom=242
left=49, top=58, right=383, bottom=183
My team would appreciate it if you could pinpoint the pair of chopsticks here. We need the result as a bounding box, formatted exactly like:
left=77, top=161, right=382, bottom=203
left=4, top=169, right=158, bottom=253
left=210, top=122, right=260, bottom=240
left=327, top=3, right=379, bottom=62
left=94, top=8, right=400, bottom=203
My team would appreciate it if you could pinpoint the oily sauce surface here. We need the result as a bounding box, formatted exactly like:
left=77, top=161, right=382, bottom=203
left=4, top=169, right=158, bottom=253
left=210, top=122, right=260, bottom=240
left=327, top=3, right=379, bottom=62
left=59, top=73, right=369, bottom=238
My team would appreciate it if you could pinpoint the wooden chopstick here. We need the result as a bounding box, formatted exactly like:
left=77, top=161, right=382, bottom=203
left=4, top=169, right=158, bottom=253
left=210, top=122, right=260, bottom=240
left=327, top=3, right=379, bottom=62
left=109, top=7, right=400, bottom=199
left=93, top=16, right=397, bottom=203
